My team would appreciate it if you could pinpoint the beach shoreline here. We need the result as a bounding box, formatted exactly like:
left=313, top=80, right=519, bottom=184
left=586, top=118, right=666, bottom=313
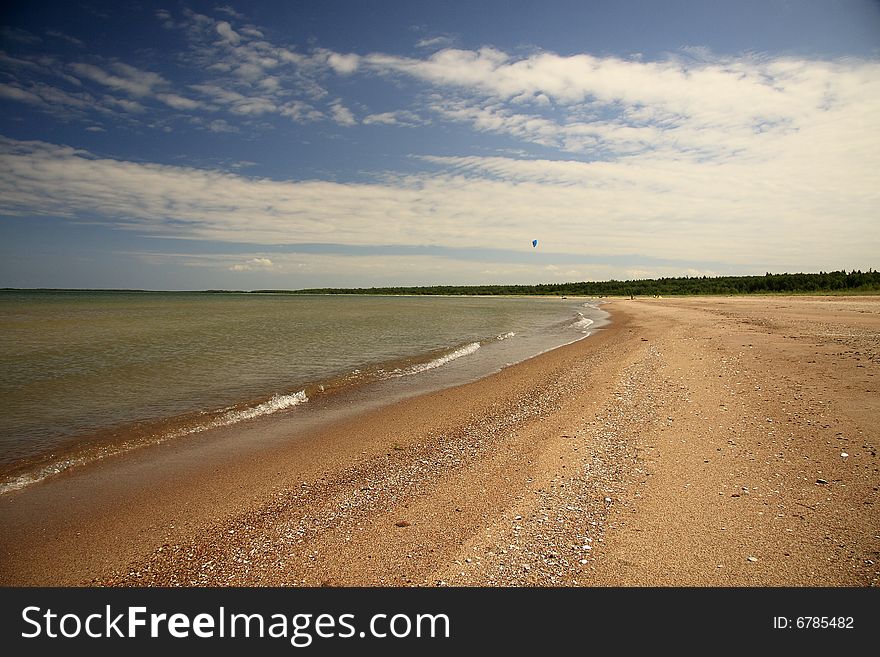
left=0, top=295, right=877, bottom=586
left=0, top=292, right=605, bottom=494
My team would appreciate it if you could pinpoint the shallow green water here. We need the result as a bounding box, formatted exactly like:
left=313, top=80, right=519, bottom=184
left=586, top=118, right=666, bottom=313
left=0, top=290, right=605, bottom=488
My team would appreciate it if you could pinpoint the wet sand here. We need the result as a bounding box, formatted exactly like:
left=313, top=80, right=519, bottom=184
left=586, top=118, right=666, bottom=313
left=1, top=296, right=877, bottom=586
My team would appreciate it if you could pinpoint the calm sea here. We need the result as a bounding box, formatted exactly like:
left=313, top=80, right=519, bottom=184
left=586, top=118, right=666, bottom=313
left=0, top=291, right=607, bottom=493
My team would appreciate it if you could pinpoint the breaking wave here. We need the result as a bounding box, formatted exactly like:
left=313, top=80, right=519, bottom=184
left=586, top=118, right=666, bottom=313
left=0, top=390, right=309, bottom=495
left=570, top=313, right=594, bottom=333
left=386, top=342, right=482, bottom=378
left=208, top=391, right=308, bottom=427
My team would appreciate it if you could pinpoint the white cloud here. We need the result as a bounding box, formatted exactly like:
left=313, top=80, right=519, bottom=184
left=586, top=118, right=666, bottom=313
left=278, top=100, right=323, bottom=122
left=101, top=95, right=145, bottom=113
left=1, top=137, right=877, bottom=274
left=0, top=52, right=84, bottom=88
left=330, top=100, right=357, bottom=126
left=156, top=93, right=203, bottom=110
left=126, top=250, right=729, bottom=287
left=45, top=30, right=85, bottom=47
left=70, top=61, right=166, bottom=97
left=2, top=16, right=877, bottom=281
left=363, top=110, right=425, bottom=126
left=207, top=119, right=238, bottom=133
left=156, top=9, right=177, bottom=30
left=0, top=51, right=196, bottom=126
left=215, top=21, right=241, bottom=45
left=0, top=83, right=58, bottom=106
left=146, top=8, right=339, bottom=125
left=214, top=5, right=246, bottom=21
left=326, top=52, right=360, bottom=75
left=367, top=47, right=880, bottom=161
left=368, top=47, right=781, bottom=111
left=232, top=62, right=264, bottom=81
left=415, top=36, right=456, bottom=50
left=191, top=83, right=277, bottom=115
left=430, top=100, right=562, bottom=148
left=229, top=257, right=274, bottom=271
left=0, top=79, right=138, bottom=122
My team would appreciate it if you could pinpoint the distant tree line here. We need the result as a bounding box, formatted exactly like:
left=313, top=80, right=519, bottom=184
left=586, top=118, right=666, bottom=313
left=258, top=269, right=880, bottom=297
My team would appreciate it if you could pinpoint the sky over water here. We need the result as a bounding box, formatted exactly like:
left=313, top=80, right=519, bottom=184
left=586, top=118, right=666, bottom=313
left=1, top=0, right=878, bottom=289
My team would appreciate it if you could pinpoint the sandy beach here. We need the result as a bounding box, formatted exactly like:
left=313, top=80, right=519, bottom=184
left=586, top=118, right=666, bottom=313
left=0, top=295, right=877, bottom=587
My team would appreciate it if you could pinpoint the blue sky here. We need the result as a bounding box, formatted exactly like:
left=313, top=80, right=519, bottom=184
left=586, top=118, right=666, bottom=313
left=1, top=0, right=878, bottom=289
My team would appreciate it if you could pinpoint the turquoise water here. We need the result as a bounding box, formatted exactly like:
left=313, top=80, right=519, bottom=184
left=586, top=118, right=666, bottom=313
left=0, top=291, right=606, bottom=491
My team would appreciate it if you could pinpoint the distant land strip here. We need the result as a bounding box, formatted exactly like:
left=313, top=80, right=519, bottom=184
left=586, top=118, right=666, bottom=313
left=3, top=270, right=878, bottom=296
left=265, top=269, right=880, bottom=296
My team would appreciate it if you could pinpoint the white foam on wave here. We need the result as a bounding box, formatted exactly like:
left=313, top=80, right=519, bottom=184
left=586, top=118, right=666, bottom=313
left=571, top=313, right=594, bottom=333
left=209, top=390, right=308, bottom=427
left=387, top=342, right=481, bottom=378
left=0, top=457, right=89, bottom=495
left=0, top=390, right=309, bottom=496
left=496, top=331, right=516, bottom=340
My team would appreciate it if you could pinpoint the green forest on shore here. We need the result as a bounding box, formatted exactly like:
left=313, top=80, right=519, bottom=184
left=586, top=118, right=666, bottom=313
left=6, top=269, right=878, bottom=296
left=266, top=269, right=880, bottom=297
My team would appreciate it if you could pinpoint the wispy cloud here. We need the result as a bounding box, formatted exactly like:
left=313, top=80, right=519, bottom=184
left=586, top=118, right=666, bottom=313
left=156, top=92, right=204, bottom=110
left=415, top=36, right=456, bottom=50
left=330, top=100, right=357, bottom=126
left=1, top=8, right=363, bottom=131
left=323, top=51, right=360, bottom=75
left=213, top=5, right=246, bottom=21
left=165, top=8, right=331, bottom=118
left=0, top=27, right=41, bottom=45
left=362, top=110, right=426, bottom=127
left=4, top=10, right=879, bottom=163
left=365, top=47, right=880, bottom=162
left=69, top=61, right=166, bottom=97
left=215, top=20, right=241, bottom=46
left=45, top=30, right=85, bottom=47
left=1, top=11, right=878, bottom=282
left=0, top=55, right=196, bottom=127
left=205, top=118, right=238, bottom=133
left=123, top=249, right=725, bottom=287
left=1, top=136, right=876, bottom=273
left=229, top=257, right=274, bottom=271
left=0, top=81, right=90, bottom=110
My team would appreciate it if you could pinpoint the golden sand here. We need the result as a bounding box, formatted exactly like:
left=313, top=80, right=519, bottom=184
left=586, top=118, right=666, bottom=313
left=1, top=296, right=877, bottom=586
